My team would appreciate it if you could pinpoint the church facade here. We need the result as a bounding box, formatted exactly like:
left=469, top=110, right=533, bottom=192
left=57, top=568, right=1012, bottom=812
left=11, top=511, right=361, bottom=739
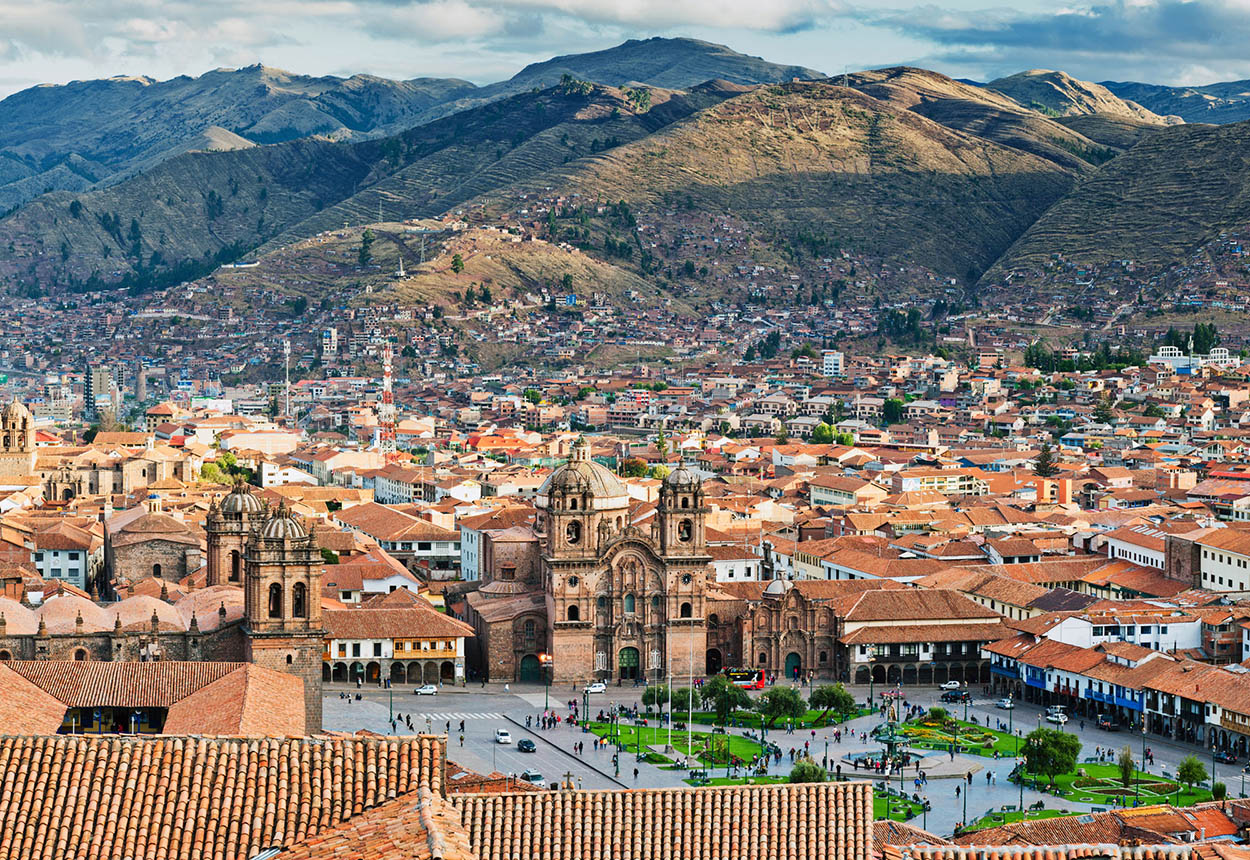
left=469, top=438, right=711, bottom=684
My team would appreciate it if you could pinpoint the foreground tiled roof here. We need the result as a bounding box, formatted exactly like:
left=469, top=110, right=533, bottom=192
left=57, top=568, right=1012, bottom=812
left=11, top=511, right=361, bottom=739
left=454, top=782, right=872, bottom=860
left=0, top=734, right=444, bottom=860
left=886, top=846, right=1197, bottom=860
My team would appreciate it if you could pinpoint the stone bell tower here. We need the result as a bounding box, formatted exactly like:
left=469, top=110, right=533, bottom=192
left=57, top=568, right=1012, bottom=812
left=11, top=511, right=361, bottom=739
left=0, top=400, right=36, bottom=478
left=206, top=481, right=264, bottom=586
left=243, top=502, right=325, bottom=732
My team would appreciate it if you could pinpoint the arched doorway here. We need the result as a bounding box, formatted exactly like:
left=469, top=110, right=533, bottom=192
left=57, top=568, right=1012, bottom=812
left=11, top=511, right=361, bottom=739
left=872, top=664, right=886, bottom=685
left=902, top=664, right=917, bottom=685
left=619, top=647, right=640, bottom=681
left=407, top=663, right=422, bottom=684
left=519, top=654, right=541, bottom=683
left=322, top=663, right=331, bottom=682
left=918, top=665, right=933, bottom=685
left=784, top=652, right=802, bottom=681
left=424, top=663, right=440, bottom=685
left=855, top=666, right=870, bottom=685
left=366, top=662, right=381, bottom=683
left=390, top=662, right=406, bottom=685
left=441, top=661, right=454, bottom=681
left=350, top=662, right=364, bottom=683
left=886, top=664, right=901, bottom=684
left=706, top=648, right=723, bottom=675
left=332, top=662, right=347, bottom=682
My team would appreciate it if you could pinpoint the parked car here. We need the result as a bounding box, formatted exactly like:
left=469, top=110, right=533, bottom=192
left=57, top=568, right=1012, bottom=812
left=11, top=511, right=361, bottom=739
left=586, top=682, right=607, bottom=694
left=939, top=681, right=962, bottom=691
left=517, top=739, right=537, bottom=753
left=995, top=699, right=1014, bottom=710
left=414, top=684, right=438, bottom=696
left=1215, top=750, right=1238, bottom=764
left=520, top=769, right=545, bottom=787
left=940, top=690, right=971, bottom=704
left=1046, top=713, right=1068, bottom=725
left=1097, top=715, right=1118, bottom=731
left=495, top=729, right=512, bottom=744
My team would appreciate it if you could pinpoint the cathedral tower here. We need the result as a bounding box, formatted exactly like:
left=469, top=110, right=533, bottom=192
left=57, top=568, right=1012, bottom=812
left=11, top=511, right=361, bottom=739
left=206, top=481, right=264, bottom=586
left=0, top=400, right=36, bottom=479
left=243, top=502, right=325, bottom=732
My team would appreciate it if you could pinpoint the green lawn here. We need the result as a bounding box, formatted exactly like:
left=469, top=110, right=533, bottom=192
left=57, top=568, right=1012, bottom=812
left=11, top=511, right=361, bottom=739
left=658, top=707, right=871, bottom=730
left=875, top=792, right=924, bottom=821
left=1019, top=763, right=1212, bottom=807
left=902, top=716, right=1021, bottom=759
left=586, top=721, right=764, bottom=766
left=964, top=809, right=1071, bottom=832
left=683, top=775, right=789, bottom=787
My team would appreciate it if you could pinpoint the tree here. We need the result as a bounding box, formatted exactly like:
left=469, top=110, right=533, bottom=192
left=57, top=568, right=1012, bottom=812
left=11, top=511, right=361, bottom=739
left=358, top=228, right=375, bottom=266
left=1177, top=755, right=1207, bottom=791
left=642, top=684, right=669, bottom=710
left=670, top=687, right=695, bottom=713
left=450, top=253, right=465, bottom=273
left=882, top=398, right=904, bottom=425
left=810, top=683, right=856, bottom=725
left=1092, top=395, right=1115, bottom=424
left=1022, top=728, right=1081, bottom=788
left=561, top=273, right=574, bottom=292
left=620, top=457, right=648, bottom=478
left=788, top=758, right=827, bottom=783
left=648, top=465, right=671, bottom=480
left=1214, top=782, right=1228, bottom=801
left=699, top=675, right=751, bottom=724
left=1033, top=441, right=1058, bottom=478
left=834, top=431, right=855, bottom=446
left=811, top=422, right=834, bottom=444
left=1117, top=746, right=1135, bottom=788
left=757, top=686, right=806, bottom=729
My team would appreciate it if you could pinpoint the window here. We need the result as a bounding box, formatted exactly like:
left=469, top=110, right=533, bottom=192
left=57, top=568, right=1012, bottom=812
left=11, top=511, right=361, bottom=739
left=286, top=654, right=293, bottom=665
left=230, top=550, right=241, bottom=582
left=292, top=582, right=307, bottom=618
left=681, top=574, right=693, bottom=585
left=74, top=649, right=87, bottom=661
left=341, top=591, right=352, bottom=601
left=680, top=602, right=692, bottom=618
left=352, top=643, right=361, bottom=657
left=337, top=644, right=346, bottom=657
left=567, top=605, right=580, bottom=622
left=268, top=583, right=282, bottom=618
left=624, top=593, right=636, bottom=613
left=819, top=651, right=828, bottom=664
left=566, top=521, right=581, bottom=544
left=523, top=620, right=536, bottom=639
left=373, top=642, right=382, bottom=657
left=418, top=542, right=431, bottom=551
left=68, top=552, right=79, bottom=561
left=759, top=652, right=767, bottom=665
left=651, top=595, right=661, bottom=610
left=678, top=519, right=693, bottom=542
left=597, top=596, right=607, bottom=609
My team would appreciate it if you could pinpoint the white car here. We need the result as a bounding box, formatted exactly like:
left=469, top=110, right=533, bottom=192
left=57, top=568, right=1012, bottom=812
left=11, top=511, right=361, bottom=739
left=495, top=729, right=513, bottom=744
left=1046, top=713, right=1069, bottom=725
left=414, top=684, right=438, bottom=696
left=939, top=681, right=962, bottom=691
left=586, top=682, right=607, bottom=694
left=995, top=699, right=1014, bottom=710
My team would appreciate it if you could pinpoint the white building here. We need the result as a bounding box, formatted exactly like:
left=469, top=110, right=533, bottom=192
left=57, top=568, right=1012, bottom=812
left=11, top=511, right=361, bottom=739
left=822, top=350, right=845, bottom=378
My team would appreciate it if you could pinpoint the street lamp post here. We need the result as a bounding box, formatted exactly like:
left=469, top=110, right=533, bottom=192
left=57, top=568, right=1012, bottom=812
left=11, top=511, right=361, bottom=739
left=539, top=653, right=553, bottom=714
left=1212, top=743, right=1218, bottom=796
left=1138, top=723, right=1146, bottom=805
left=1017, top=730, right=1023, bottom=815
left=962, top=771, right=969, bottom=829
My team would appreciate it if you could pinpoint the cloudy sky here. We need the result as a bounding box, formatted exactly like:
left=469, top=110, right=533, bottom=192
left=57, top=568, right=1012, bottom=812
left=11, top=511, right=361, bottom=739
left=1, top=0, right=1248, bottom=97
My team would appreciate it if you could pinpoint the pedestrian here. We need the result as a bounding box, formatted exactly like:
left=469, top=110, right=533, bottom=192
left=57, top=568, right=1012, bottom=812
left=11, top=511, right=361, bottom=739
left=955, top=785, right=961, bottom=799
left=459, top=734, right=464, bottom=746
left=633, top=768, right=639, bottom=781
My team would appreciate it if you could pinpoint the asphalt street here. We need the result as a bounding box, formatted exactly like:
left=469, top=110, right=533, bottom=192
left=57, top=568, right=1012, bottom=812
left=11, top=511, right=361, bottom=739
left=324, top=681, right=1243, bottom=837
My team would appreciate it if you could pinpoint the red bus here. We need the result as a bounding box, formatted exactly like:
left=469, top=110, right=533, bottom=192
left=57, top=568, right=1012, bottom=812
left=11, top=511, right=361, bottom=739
left=725, top=669, right=765, bottom=690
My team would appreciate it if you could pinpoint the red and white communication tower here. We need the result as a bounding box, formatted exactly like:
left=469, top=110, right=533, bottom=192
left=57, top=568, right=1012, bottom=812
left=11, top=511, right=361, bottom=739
left=378, top=344, right=396, bottom=455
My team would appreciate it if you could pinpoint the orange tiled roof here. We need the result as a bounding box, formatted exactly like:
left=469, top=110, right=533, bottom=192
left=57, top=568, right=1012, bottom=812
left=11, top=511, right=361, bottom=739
left=0, top=734, right=444, bottom=860
left=453, top=782, right=873, bottom=860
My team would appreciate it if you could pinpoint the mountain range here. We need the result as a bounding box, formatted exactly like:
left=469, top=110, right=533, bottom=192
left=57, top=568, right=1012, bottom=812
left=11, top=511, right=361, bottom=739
left=4, top=37, right=1250, bottom=303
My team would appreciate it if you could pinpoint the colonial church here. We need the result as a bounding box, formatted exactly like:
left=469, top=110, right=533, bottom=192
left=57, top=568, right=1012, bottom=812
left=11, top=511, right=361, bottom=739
left=467, top=437, right=710, bottom=683
left=0, top=482, right=326, bottom=731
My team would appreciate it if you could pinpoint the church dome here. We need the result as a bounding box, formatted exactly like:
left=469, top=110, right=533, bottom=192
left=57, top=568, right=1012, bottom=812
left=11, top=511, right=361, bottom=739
left=261, top=507, right=306, bottom=540
left=536, top=437, right=629, bottom=511
left=221, top=483, right=264, bottom=514
left=663, top=465, right=701, bottom=490
left=764, top=578, right=794, bottom=597
left=1, top=399, right=29, bottom=423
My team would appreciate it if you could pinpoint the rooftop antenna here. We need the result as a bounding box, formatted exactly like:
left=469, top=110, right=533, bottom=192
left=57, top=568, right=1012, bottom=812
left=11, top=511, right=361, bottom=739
left=282, top=339, right=291, bottom=419
left=379, top=344, right=396, bottom=455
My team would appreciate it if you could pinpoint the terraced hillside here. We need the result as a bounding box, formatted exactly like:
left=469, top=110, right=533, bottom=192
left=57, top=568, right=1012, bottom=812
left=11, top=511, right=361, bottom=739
left=985, top=121, right=1250, bottom=278
left=845, top=67, right=1115, bottom=171
left=470, top=81, right=1079, bottom=282
left=987, top=70, right=1181, bottom=124
left=0, top=82, right=735, bottom=294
